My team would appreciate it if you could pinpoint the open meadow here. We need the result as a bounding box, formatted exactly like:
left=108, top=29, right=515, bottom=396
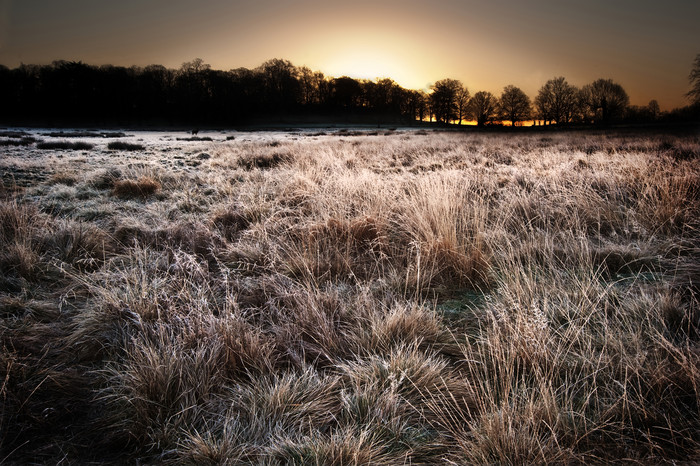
left=1, top=127, right=699, bottom=464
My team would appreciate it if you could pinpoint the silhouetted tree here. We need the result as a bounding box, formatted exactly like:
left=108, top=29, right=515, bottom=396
left=625, top=102, right=663, bottom=123
left=416, top=90, right=430, bottom=122
left=229, top=66, right=264, bottom=120
left=417, top=90, right=429, bottom=122
left=180, top=58, right=210, bottom=74
left=469, top=91, right=497, bottom=126
left=498, top=85, right=531, bottom=126
left=647, top=99, right=660, bottom=120
left=10, top=64, right=42, bottom=118
left=174, top=58, right=213, bottom=122
left=363, top=78, right=402, bottom=115
left=40, top=61, right=107, bottom=120
left=98, top=65, right=139, bottom=121
left=298, top=66, right=325, bottom=106
left=24, top=57, right=654, bottom=126
left=581, top=78, right=629, bottom=124
left=136, top=65, right=173, bottom=119
left=398, top=89, right=422, bottom=122
left=207, top=69, right=240, bottom=123
left=0, top=65, right=9, bottom=107
left=687, top=53, right=700, bottom=105
left=430, top=79, right=463, bottom=124
left=330, top=76, right=363, bottom=110
left=535, top=77, right=579, bottom=125
left=455, top=85, right=470, bottom=125
left=257, top=58, right=301, bottom=113
left=400, top=90, right=428, bottom=122
left=0, top=58, right=421, bottom=125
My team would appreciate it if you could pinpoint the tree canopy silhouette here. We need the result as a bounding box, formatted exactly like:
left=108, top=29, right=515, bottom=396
left=0, top=57, right=690, bottom=127
left=687, top=53, right=700, bottom=105
left=469, top=91, right=498, bottom=126
left=429, top=79, right=465, bottom=124
left=535, top=77, right=579, bottom=125
left=581, top=78, right=629, bottom=124
left=0, top=58, right=428, bottom=125
left=498, top=85, right=531, bottom=126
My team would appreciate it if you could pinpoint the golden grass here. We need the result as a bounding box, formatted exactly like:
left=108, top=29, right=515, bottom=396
left=1, top=128, right=699, bottom=463
left=112, top=176, right=161, bottom=199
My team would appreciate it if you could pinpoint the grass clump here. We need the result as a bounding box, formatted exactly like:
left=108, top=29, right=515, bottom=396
left=107, top=141, right=145, bottom=151
left=49, top=172, right=79, bottom=186
left=90, top=168, right=122, bottom=190
left=238, top=150, right=293, bottom=169
left=43, top=131, right=128, bottom=138
left=176, top=136, right=214, bottom=142
left=0, top=137, right=36, bottom=146
left=112, top=177, right=161, bottom=199
left=37, top=140, right=94, bottom=150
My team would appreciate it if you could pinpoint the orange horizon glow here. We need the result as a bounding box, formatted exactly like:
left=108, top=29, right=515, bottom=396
left=421, top=119, right=540, bottom=127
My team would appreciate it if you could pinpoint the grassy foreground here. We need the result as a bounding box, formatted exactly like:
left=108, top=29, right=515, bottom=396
left=1, top=128, right=699, bottom=464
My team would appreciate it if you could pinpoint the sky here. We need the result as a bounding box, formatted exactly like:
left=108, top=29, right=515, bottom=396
left=1, top=0, right=698, bottom=110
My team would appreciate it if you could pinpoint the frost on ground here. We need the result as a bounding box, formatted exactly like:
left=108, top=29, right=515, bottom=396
left=1, top=127, right=699, bottom=464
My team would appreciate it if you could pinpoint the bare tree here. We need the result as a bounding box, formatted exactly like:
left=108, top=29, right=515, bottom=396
left=498, top=85, right=531, bottom=126
left=581, top=78, right=629, bottom=124
left=430, top=79, right=463, bottom=124
left=687, top=53, right=700, bottom=105
left=298, top=66, right=325, bottom=106
left=403, top=89, right=428, bottom=122
left=535, top=77, right=579, bottom=125
left=179, top=58, right=210, bottom=75
left=648, top=99, right=660, bottom=120
left=469, top=91, right=497, bottom=126
left=456, top=85, right=471, bottom=125
left=416, top=90, right=429, bottom=122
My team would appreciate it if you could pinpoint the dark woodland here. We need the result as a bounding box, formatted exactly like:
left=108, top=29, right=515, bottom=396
left=1, top=58, right=699, bottom=127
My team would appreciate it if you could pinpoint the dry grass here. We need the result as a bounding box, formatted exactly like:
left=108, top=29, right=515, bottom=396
left=112, top=176, right=161, bottom=199
left=36, top=140, right=94, bottom=150
left=1, top=128, right=699, bottom=464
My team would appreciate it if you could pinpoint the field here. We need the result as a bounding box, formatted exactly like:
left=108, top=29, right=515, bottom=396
left=1, top=127, right=699, bottom=464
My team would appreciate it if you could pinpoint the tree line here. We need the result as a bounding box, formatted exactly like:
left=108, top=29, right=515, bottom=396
left=0, top=58, right=424, bottom=126
left=428, top=76, right=680, bottom=126
left=0, top=57, right=698, bottom=126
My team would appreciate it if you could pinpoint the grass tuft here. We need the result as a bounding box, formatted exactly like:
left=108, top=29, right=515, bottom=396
left=0, top=137, right=36, bottom=146
left=112, top=177, right=161, bottom=199
left=238, top=150, right=293, bottom=169
left=107, top=141, right=145, bottom=151
left=37, top=140, right=94, bottom=150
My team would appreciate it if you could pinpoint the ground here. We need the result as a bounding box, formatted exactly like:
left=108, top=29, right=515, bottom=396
left=1, top=126, right=699, bottom=464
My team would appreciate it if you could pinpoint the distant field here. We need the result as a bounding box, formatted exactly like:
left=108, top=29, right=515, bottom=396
left=1, top=128, right=698, bottom=464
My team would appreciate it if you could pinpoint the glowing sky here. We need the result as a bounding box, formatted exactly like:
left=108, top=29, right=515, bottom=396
left=1, top=0, right=698, bottom=110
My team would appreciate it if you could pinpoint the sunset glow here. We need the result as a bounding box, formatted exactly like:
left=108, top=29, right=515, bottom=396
left=321, top=48, right=420, bottom=87
left=0, top=0, right=699, bottom=109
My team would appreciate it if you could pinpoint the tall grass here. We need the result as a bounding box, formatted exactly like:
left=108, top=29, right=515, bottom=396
left=1, top=129, right=698, bottom=463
